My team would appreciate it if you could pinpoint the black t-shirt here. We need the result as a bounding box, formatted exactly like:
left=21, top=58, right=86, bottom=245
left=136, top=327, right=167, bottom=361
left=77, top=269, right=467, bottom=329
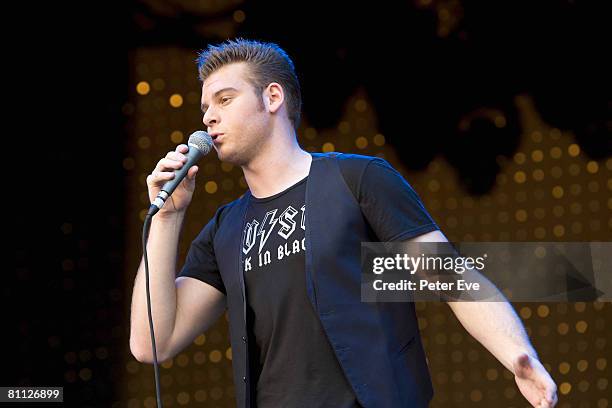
left=178, top=155, right=440, bottom=407
left=243, top=175, right=360, bottom=408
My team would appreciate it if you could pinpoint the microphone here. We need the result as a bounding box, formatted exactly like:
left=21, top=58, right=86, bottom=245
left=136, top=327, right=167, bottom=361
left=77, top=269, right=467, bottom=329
left=147, top=130, right=214, bottom=217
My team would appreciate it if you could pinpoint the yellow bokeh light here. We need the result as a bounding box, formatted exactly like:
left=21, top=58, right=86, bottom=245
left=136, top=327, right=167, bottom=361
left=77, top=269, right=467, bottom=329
left=136, top=81, right=150, bottom=95
left=552, top=186, right=564, bottom=199
left=575, top=320, right=588, bottom=333
left=170, top=130, right=184, bottom=143
left=586, top=161, right=599, bottom=174
left=373, top=133, right=385, bottom=146
left=304, top=127, right=317, bottom=140
left=531, top=150, right=544, bottom=162
left=176, top=354, right=189, bottom=367
left=209, top=350, right=222, bottom=363
left=138, top=136, right=151, bottom=149
left=355, top=136, right=368, bottom=149
left=568, top=143, right=580, bottom=157
left=322, top=142, right=335, bottom=152
left=537, top=305, right=549, bottom=317
left=514, top=171, right=526, bottom=183
left=596, top=358, right=607, bottom=370
left=520, top=306, right=532, bottom=319
left=532, top=169, right=544, bottom=181
left=559, top=382, right=572, bottom=395
left=177, top=391, right=190, bottom=405
left=470, top=389, right=483, bottom=402
left=553, top=205, right=564, bottom=217
left=569, top=163, right=580, bottom=175
left=169, top=93, right=183, bottom=108
left=515, top=209, right=527, bottom=222
left=514, top=152, right=526, bottom=164
left=550, top=146, right=562, bottom=159
left=205, top=181, right=218, bottom=194
left=553, top=224, right=565, bottom=237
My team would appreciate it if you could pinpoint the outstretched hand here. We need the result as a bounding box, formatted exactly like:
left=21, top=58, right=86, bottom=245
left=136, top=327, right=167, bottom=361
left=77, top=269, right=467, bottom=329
left=514, top=353, right=558, bottom=407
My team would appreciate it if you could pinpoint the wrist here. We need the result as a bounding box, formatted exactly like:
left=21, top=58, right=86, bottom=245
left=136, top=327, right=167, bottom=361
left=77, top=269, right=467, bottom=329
left=154, top=210, right=186, bottom=223
left=509, top=349, right=540, bottom=376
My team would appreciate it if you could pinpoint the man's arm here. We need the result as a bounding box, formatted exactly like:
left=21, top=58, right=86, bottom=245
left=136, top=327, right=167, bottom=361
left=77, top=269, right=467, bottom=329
left=129, top=212, right=226, bottom=363
left=405, top=229, right=558, bottom=407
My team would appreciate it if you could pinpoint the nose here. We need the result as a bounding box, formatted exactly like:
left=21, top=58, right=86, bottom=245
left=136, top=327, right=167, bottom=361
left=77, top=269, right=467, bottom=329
left=202, top=108, right=218, bottom=128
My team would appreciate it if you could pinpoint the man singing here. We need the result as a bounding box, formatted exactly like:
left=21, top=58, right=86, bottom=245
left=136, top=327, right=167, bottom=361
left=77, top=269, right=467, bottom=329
left=129, top=38, right=558, bottom=408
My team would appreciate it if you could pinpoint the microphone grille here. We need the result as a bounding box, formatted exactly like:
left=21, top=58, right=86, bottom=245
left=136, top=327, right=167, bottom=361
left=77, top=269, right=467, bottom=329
left=188, top=131, right=214, bottom=155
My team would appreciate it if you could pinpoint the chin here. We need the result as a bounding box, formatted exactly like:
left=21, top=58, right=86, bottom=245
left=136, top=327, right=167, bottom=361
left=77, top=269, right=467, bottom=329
left=216, top=148, right=241, bottom=166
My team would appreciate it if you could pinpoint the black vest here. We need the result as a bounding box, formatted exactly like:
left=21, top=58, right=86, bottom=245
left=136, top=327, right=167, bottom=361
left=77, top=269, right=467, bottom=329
left=213, top=152, right=433, bottom=407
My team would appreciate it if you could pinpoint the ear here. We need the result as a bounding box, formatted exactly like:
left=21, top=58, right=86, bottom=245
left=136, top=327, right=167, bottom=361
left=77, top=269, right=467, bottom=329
left=264, top=82, right=284, bottom=114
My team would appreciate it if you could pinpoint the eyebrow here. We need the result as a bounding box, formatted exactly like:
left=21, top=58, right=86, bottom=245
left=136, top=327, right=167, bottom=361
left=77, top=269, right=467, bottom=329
left=201, top=87, right=239, bottom=113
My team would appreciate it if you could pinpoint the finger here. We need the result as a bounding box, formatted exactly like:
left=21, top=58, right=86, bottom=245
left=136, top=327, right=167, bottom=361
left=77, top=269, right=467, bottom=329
left=148, top=171, right=175, bottom=185
left=176, top=144, right=189, bottom=153
left=157, top=157, right=185, bottom=171
left=187, top=165, right=198, bottom=180
left=537, top=389, right=556, bottom=408
left=542, top=396, right=555, bottom=408
left=165, top=150, right=188, bottom=162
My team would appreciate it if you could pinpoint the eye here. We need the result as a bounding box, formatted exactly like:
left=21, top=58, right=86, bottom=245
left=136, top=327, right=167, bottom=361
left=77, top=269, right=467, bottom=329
left=221, top=97, right=232, bottom=104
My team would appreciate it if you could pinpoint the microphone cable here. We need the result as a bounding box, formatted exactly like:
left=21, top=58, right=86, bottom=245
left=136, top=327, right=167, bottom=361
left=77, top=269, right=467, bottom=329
left=142, top=213, right=163, bottom=408
left=138, top=130, right=213, bottom=408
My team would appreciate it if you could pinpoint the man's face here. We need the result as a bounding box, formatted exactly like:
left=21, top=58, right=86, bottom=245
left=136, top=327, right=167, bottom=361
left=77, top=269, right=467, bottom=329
left=201, top=62, right=268, bottom=165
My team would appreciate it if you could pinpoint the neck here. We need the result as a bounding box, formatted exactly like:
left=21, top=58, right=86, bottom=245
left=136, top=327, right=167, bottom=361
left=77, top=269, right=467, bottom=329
left=241, top=127, right=312, bottom=199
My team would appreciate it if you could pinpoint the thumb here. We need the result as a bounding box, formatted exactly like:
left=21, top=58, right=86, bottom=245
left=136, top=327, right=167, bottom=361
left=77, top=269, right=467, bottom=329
left=188, top=165, right=198, bottom=180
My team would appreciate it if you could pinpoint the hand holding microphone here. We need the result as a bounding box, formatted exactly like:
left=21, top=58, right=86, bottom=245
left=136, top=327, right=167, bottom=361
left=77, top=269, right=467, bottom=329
left=146, top=131, right=213, bottom=217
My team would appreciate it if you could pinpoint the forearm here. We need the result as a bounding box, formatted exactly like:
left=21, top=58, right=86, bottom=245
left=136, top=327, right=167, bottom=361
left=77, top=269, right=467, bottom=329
left=447, top=297, right=538, bottom=374
left=129, top=212, right=186, bottom=361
